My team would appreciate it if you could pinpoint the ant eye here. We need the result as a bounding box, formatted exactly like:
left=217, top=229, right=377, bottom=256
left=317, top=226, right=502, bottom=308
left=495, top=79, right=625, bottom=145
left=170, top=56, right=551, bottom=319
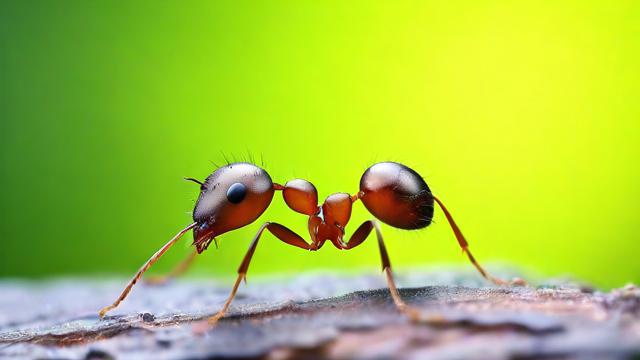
left=226, top=182, right=247, bottom=204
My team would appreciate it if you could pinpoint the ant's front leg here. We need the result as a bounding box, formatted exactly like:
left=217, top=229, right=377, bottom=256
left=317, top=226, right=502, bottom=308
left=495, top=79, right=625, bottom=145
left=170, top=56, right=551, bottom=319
left=206, top=222, right=313, bottom=326
left=99, top=223, right=196, bottom=318
left=144, top=249, right=197, bottom=285
left=344, top=221, right=422, bottom=322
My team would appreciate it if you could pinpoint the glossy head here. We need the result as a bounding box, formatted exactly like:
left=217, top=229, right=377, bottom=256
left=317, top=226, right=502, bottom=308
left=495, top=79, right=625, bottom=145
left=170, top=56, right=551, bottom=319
left=359, top=162, right=434, bottom=230
left=192, top=162, right=275, bottom=252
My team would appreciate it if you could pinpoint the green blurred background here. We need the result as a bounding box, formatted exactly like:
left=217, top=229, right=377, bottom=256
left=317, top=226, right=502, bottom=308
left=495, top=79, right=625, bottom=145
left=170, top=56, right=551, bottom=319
left=1, top=1, right=638, bottom=288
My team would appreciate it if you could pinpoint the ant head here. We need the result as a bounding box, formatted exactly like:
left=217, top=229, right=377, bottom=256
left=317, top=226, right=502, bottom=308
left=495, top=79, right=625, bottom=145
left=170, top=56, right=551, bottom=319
left=192, top=162, right=274, bottom=252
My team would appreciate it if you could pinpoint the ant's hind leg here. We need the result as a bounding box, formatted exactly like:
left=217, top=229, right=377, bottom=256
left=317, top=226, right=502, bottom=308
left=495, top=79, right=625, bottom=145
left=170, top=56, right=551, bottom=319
left=433, top=196, right=527, bottom=286
left=144, top=249, right=197, bottom=285
left=98, top=223, right=197, bottom=318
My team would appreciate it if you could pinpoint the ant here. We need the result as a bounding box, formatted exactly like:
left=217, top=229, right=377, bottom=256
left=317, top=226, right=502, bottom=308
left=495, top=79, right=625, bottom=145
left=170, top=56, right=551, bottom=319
left=99, top=162, right=525, bottom=324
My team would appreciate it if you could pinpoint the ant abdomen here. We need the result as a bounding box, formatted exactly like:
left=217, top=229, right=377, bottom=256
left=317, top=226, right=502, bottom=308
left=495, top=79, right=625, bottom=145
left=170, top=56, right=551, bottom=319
left=359, top=162, right=434, bottom=230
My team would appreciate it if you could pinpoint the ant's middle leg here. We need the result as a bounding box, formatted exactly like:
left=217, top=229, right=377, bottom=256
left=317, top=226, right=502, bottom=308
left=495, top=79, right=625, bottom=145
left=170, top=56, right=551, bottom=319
left=144, top=249, right=197, bottom=285
left=344, top=220, right=422, bottom=321
left=207, top=222, right=313, bottom=325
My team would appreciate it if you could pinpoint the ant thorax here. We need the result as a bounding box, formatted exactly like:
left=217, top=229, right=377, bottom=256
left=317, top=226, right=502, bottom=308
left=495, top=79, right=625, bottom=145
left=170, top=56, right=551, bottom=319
left=307, top=192, right=353, bottom=250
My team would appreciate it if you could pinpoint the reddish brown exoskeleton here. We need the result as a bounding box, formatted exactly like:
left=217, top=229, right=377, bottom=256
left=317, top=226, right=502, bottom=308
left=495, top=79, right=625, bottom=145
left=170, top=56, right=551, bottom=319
left=99, top=162, right=524, bottom=323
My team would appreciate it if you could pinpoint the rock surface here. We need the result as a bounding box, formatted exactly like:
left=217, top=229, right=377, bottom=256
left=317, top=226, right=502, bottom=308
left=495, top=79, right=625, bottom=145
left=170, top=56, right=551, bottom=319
left=0, top=270, right=639, bottom=360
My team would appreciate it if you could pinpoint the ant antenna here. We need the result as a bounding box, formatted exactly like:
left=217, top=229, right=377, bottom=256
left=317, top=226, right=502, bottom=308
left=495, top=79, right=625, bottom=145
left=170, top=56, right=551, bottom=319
left=184, top=177, right=204, bottom=186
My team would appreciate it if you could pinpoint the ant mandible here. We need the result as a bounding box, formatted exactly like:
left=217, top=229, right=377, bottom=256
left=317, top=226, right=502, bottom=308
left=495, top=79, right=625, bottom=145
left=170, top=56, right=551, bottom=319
left=99, top=161, right=524, bottom=324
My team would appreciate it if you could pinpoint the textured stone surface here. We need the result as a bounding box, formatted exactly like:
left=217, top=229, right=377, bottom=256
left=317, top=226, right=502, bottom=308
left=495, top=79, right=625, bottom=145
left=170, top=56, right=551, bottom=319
left=0, top=270, right=639, bottom=360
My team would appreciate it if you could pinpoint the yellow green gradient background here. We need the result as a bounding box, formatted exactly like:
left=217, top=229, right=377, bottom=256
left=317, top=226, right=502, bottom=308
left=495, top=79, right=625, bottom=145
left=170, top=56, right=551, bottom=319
left=1, top=1, right=638, bottom=288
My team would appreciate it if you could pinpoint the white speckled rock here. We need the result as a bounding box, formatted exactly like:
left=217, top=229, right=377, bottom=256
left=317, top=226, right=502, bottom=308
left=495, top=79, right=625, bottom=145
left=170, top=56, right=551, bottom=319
left=0, top=270, right=638, bottom=360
